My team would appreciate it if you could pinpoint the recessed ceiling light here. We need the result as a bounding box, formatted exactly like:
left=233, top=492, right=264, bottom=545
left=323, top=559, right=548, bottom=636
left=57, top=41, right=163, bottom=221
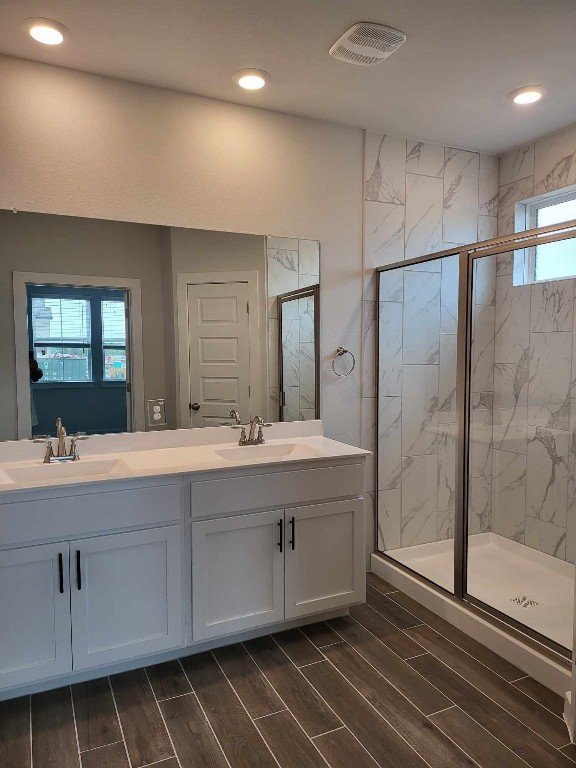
left=509, top=85, right=545, bottom=105
left=24, top=18, right=69, bottom=46
left=233, top=69, right=270, bottom=90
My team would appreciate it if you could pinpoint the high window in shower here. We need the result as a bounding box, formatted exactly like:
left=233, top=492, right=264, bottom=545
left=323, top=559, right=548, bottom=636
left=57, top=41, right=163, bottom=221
left=376, top=223, right=576, bottom=655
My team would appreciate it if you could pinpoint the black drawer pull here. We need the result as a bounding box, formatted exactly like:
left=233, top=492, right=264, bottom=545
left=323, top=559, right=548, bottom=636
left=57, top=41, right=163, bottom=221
left=76, top=550, right=82, bottom=590
left=289, top=517, right=295, bottom=550
left=277, top=519, right=283, bottom=552
left=58, top=553, right=64, bottom=594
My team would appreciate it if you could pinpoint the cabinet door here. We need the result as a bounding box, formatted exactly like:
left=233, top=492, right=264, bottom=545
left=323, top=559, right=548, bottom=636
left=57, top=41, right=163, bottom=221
left=71, top=526, right=183, bottom=670
left=192, top=510, right=284, bottom=640
left=285, top=499, right=365, bottom=619
left=0, top=542, right=72, bottom=689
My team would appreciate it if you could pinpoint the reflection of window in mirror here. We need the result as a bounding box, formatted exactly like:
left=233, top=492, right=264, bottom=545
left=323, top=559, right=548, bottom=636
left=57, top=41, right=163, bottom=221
left=26, top=284, right=129, bottom=437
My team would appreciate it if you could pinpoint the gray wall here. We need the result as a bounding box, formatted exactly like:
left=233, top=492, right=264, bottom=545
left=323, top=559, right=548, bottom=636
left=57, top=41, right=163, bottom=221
left=0, top=210, right=168, bottom=441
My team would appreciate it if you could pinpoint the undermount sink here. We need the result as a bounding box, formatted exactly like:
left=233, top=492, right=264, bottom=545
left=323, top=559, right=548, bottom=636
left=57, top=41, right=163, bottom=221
left=4, top=458, right=128, bottom=483
left=214, top=442, right=319, bottom=463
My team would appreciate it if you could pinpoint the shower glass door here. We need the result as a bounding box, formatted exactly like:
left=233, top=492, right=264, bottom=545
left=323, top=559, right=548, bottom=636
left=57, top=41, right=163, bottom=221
left=377, top=251, right=460, bottom=594
left=466, top=241, right=576, bottom=652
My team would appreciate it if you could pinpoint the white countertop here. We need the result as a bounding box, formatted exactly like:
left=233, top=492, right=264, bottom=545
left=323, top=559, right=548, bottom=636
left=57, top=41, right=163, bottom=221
left=0, top=426, right=369, bottom=496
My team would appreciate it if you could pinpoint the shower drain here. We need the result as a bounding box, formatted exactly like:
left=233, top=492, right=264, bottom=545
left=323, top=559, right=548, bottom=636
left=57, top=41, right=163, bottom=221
left=511, top=596, right=540, bottom=608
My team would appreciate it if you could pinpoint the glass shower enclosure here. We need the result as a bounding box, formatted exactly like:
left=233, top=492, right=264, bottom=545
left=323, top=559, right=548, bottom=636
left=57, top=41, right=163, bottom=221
left=376, top=219, right=576, bottom=655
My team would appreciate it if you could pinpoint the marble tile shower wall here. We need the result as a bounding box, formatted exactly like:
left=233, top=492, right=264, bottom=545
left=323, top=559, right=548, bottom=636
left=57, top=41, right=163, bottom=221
left=492, top=123, right=576, bottom=563
left=267, top=237, right=319, bottom=422
left=362, top=132, right=499, bottom=554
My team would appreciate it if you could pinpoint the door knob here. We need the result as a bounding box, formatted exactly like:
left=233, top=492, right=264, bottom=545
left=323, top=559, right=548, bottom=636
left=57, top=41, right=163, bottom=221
left=190, top=402, right=200, bottom=411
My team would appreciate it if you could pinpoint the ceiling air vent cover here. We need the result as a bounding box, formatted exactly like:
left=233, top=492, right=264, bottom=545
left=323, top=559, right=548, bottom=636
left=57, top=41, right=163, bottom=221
left=329, top=23, right=406, bottom=66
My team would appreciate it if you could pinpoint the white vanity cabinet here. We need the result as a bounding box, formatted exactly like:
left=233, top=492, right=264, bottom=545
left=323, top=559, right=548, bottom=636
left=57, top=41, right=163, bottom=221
left=191, top=495, right=365, bottom=641
left=191, top=510, right=285, bottom=640
left=0, top=542, right=72, bottom=689
left=0, top=482, right=184, bottom=692
left=284, top=499, right=364, bottom=619
left=71, top=526, right=183, bottom=669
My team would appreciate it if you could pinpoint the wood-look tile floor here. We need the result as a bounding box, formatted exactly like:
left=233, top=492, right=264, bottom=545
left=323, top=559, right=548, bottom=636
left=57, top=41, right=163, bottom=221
left=1, top=573, right=573, bottom=768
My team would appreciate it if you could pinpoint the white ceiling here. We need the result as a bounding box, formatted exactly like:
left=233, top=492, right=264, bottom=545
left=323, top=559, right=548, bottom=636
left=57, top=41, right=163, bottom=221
left=1, top=0, right=576, bottom=155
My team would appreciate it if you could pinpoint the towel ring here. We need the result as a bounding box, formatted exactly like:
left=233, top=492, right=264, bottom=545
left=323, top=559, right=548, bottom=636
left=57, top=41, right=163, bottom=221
left=331, top=346, right=356, bottom=377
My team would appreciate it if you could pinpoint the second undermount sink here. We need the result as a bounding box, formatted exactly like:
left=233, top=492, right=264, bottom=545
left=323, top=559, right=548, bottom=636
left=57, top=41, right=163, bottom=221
left=5, top=458, right=128, bottom=483
left=214, top=442, right=319, bottom=463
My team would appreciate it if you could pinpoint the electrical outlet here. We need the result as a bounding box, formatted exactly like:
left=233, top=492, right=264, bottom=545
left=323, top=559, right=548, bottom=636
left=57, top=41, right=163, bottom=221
left=147, top=398, right=166, bottom=427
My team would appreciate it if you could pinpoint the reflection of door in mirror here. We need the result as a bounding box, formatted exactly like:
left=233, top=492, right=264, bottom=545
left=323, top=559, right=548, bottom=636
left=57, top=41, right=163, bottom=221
left=186, top=281, right=251, bottom=427
left=26, top=284, right=130, bottom=436
left=277, top=284, right=320, bottom=422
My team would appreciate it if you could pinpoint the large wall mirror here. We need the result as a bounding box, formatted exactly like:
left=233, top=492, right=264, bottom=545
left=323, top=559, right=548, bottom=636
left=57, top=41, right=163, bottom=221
left=0, top=210, right=320, bottom=441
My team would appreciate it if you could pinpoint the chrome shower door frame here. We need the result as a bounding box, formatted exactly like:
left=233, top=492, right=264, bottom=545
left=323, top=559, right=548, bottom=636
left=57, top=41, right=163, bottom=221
left=375, top=218, right=576, bottom=658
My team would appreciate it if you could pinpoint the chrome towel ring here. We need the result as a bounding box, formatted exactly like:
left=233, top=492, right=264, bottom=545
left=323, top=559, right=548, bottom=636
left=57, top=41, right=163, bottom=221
left=331, top=346, right=356, bottom=377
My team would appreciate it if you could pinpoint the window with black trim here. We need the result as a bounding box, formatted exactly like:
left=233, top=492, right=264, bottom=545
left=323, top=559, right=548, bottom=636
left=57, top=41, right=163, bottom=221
left=28, top=286, right=127, bottom=385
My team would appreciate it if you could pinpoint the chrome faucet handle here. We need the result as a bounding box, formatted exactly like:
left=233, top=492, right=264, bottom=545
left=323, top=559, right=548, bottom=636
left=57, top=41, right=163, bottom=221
left=68, top=434, right=89, bottom=460
left=33, top=438, right=55, bottom=464
left=229, top=410, right=242, bottom=425
left=233, top=427, right=247, bottom=446
left=256, top=423, right=273, bottom=444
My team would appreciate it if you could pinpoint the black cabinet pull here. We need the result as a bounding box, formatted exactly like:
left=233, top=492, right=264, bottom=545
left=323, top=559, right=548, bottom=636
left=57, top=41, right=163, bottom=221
left=58, top=553, right=64, bottom=594
left=76, top=550, right=82, bottom=590
left=289, top=517, right=295, bottom=550
left=277, top=519, right=283, bottom=552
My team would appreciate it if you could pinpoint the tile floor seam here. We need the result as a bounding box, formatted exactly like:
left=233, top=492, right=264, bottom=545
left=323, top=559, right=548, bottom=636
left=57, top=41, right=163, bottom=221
left=142, top=667, right=182, bottom=768
left=243, top=637, right=344, bottom=739
left=176, top=659, right=233, bottom=768
left=337, top=614, right=452, bottom=717
left=309, top=724, right=346, bottom=740
left=251, top=694, right=333, bottom=768
left=252, top=708, right=289, bottom=721
left=426, top=704, right=456, bottom=718
left=399, top=615, right=541, bottom=689
left=107, top=675, right=135, bottom=768
left=316, top=641, right=345, bottom=650
left=408, top=644, right=568, bottom=748
left=366, top=580, right=399, bottom=597
left=69, top=685, right=84, bottom=768
left=208, top=648, right=283, bottom=768
left=430, top=703, right=534, bottom=768
left=139, top=756, right=182, bottom=768
left=312, top=654, right=438, bottom=768
left=151, top=690, right=194, bottom=704
left=298, top=659, right=327, bottom=669
left=80, top=739, right=124, bottom=754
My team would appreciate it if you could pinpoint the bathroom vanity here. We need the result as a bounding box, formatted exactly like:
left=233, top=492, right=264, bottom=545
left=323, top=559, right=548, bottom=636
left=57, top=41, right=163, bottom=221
left=0, top=421, right=367, bottom=699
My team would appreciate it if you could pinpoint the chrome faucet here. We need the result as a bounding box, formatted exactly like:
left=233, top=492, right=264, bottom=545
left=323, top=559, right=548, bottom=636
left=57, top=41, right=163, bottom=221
left=56, top=417, right=67, bottom=457
left=230, top=411, right=272, bottom=446
left=34, top=418, right=89, bottom=463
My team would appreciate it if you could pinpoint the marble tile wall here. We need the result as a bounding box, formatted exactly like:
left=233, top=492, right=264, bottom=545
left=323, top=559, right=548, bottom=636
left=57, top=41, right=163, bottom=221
left=266, top=237, right=319, bottom=422
left=363, top=131, right=499, bottom=556
left=492, top=123, right=576, bottom=563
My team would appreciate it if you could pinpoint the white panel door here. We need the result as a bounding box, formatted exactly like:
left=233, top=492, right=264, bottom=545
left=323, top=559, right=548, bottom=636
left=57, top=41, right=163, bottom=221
left=0, top=542, right=72, bottom=689
left=192, top=510, right=284, bottom=640
left=187, top=281, right=251, bottom=427
left=71, top=526, right=183, bottom=670
left=284, top=499, right=365, bottom=619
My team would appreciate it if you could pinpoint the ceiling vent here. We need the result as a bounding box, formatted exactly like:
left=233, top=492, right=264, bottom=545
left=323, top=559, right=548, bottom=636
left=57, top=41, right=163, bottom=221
left=329, top=23, right=406, bottom=66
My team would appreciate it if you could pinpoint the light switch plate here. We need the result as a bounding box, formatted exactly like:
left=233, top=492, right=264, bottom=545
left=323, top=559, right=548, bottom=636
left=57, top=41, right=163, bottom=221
left=147, top=398, right=166, bottom=427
